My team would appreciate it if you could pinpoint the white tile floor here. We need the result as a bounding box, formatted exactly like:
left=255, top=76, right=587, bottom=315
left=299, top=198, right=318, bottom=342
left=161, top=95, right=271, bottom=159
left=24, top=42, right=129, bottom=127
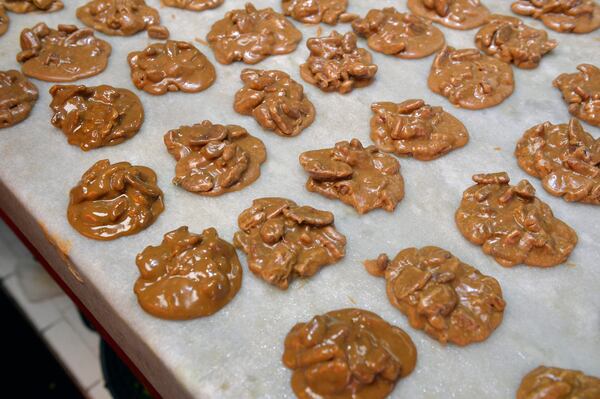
left=0, top=219, right=113, bottom=398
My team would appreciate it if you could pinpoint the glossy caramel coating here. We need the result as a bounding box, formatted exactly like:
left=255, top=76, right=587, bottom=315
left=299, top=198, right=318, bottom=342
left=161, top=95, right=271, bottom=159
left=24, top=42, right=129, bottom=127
left=300, top=31, right=378, bottom=94
left=164, top=120, right=266, bottom=196
left=553, top=64, right=600, bottom=127
left=428, top=46, right=514, bottom=110
left=76, top=0, right=161, bottom=36
left=128, top=40, right=216, bottom=95
left=352, top=8, right=445, bottom=59
left=455, top=172, right=578, bottom=267
left=511, top=0, right=600, bottom=33
left=16, top=23, right=112, bottom=82
left=0, top=70, right=38, bottom=129
left=515, top=119, right=600, bottom=205
left=370, top=99, right=468, bottom=161
left=517, top=366, right=600, bottom=399
left=365, top=247, right=505, bottom=346
left=134, top=226, right=242, bottom=320
left=299, top=139, right=405, bottom=214
left=233, top=198, right=346, bottom=289
left=206, top=3, right=302, bottom=65
left=162, top=0, right=223, bottom=11
left=68, top=160, right=164, bottom=240
left=283, top=308, right=417, bottom=399
left=0, top=6, right=9, bottom=36
left=4, top=0, right=63, bottom=13
left=282, top=0, right=347, bottom=25
left=234, top=69, right=315, bottom=137
left=475, top=15, right=557, bottom=69
left=408, top=0, right=490, bottom=30
left=49, top=84, right=144, bottom=151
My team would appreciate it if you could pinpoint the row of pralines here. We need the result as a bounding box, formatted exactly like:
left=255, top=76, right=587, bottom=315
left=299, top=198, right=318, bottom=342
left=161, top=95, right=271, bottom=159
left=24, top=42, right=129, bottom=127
left=67, top=171, right=593, bottom=398
left=4, top=1, right=599, bottom=119
left=3, top=64, right=598, bottom=204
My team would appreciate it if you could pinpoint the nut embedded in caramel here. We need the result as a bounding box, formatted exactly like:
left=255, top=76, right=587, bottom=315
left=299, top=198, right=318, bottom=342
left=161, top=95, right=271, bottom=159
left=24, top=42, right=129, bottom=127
left=234, top=69, right=315, bottom=137
left=128, top=40, right=216, bottom=95
left=370, top=99, right=469, bottom=160
left=408, top=0, right=490, bottom=30
left=233, top=197, right=346, bottom=289
left=517, top=366, right=600, bottom=399
left=351, top=8, right=445, bottom=59
left=68, top=160, right=164, bottom=240
left=0, top=6, right=9, bottom=36
left=511, top=0, right=600, bottom=34
left=162, top=0, right=223, bottom=11
left=300, top=31, right=378, bottom=94
left=282, top=0, right=348, bottom=25
left=364, top=246, right=506, bottom=346
left=164, top=121, right=266, bottom=196
left=206, top=3, right=302, bottom=65
left=4, top=0, right=63, bottom=13
left=0, top=70, right=38, bottom=129
left=134, top=226, right=242, bottom=320
left=147, top=25, right=169, bottom=40
left=553, top=64, right=600, bottom=128
left=515, top=119, right=600, bottom=205
left=428, top=46, right=515, bottom=110
left=49, top=84, right=144, bottom=151
left=475, top=15, right=557, bottom=69
left=76, top=0, right=162, bottom=36
left=455, top=172, right=578, bottom=267
left=299, top=139, right=405, bottom=214
left=16, top=23, right=112, bottom=82
left=283, top=308, right=417, bottom=399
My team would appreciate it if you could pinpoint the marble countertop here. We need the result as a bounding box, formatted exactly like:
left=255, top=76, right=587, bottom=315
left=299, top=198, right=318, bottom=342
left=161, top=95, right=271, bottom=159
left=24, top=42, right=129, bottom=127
left=0, top=0, right=598, bottom=397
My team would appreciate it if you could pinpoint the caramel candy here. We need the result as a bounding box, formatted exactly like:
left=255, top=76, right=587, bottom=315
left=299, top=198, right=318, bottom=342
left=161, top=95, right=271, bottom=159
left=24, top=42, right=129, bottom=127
left=234, top=69, right=315, bottom=137
left=16, top=23, right=112, bottom=82
left=455, top=172, right=578, bottom=267
left=134, top=226, right=242, bottom=320
left=365, top=247, right=505, bottom=346
left=511, top=0, right=600, bottom=33
left=515, top=119, right=600, bottom=205
left=4, top=0, right=63, bottom=13
left=68, top=160, right=164, bottom=240
left=370, top=99, right=468, bottom=161
left=300, top=139, right=405, bottom=214
left=164, top=121, right=266, bottom=196
left=206, top=3, right=302, bottom=65
left=128, top=41, right=216, bottom=95
left=408, top=0, right=490, bottom=30
left=475, top=15, right=557, bottom=69
left=162, top=0, right=223, bottom=11
left=282, top=0, right=347, bottom=25
left=0, top=6, right=9, bottom=36
left=0, top=70, right=38, bottom=129
left=233, top=198, right=346, bottom=289
left=553, top=64, right=600, bottom=128
left=49, top=85, right=144, bottom=151
left=517, top=366, right=600, bottom=399
left=283, top=308, right=417, bottom=399
left=352, top=8, right=445, bottom=59
left=76, top=0, right=161, bottom=36
left=300, top=31, right=378, bottom=94
left=428, top=46, right=514, bottom=110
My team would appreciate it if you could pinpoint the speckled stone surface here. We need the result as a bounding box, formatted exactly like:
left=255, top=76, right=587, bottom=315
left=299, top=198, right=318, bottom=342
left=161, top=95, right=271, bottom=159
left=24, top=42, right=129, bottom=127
left=0, top=1, right=599, bottom=398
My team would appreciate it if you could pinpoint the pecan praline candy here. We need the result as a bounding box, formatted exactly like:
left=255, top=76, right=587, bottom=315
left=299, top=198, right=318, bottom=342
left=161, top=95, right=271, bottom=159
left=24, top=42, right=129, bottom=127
left=283, top=308, right=417, bottom=399
left=68, top=160, right=164, bottom=240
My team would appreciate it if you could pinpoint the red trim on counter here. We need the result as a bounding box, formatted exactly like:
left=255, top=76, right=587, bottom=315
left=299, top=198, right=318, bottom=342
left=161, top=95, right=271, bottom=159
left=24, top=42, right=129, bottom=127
left=0, top=208, right=162, bottom=399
